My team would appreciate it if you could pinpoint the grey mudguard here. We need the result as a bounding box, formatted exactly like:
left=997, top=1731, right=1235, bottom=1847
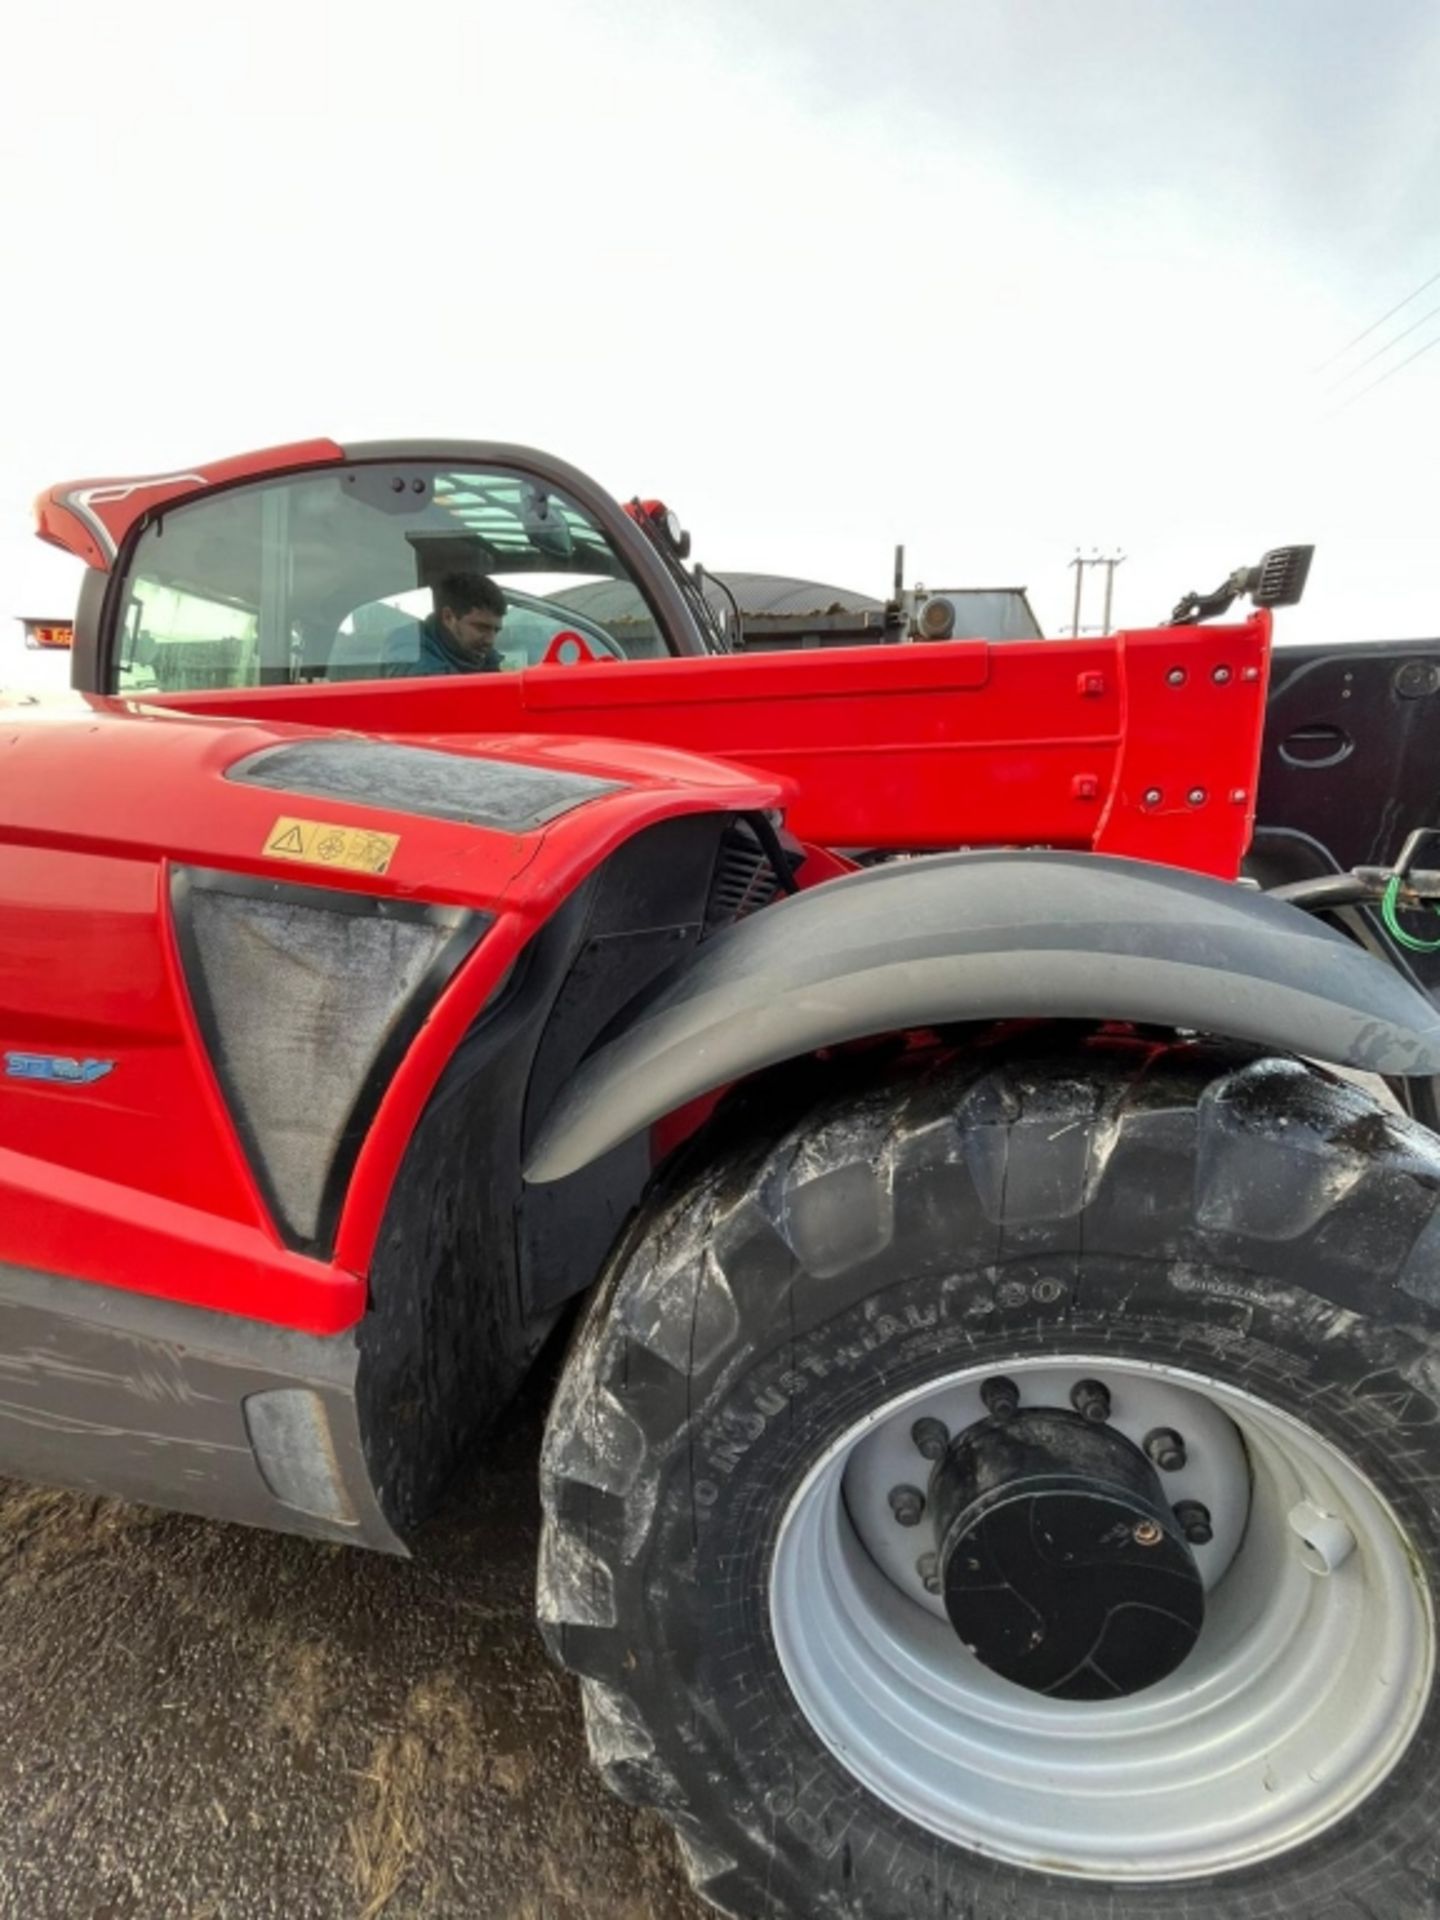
left=525, top=850, right=1440, bottom=1183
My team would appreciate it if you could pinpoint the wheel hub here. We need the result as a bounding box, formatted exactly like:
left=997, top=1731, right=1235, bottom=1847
left=931, top=1408, right=1204, bottom=1698
left=777, top=1355, right=1433, bottom=1879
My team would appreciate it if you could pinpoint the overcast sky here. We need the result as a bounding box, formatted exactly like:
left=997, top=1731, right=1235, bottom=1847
left=2, top=0, right=1437, bottom=691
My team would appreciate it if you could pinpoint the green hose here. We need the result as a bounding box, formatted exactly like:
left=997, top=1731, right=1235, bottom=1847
left=1382, top=875, right=1440, bottom=954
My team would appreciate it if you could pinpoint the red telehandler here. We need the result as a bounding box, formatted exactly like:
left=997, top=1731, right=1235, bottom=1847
left=5, top=435, right=1440, bottom=1918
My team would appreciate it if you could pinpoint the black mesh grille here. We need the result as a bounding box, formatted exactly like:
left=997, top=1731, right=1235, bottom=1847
left=172, top=870, right=486, bottom=1252
left=704, top=821, right=782, bottom=935
left=229, top=740, right=621, bottom=831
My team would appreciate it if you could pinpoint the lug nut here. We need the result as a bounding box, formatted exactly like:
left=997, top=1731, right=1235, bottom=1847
left=1212, top=664, right=1232, bottom=684
left=911, top=1416, right=950, bottom=1462
left=1144, top=1428, right=1187, bottom=1473
left=916, top=1551, right=941, bottom=1595
left=1166, top=667, right=1187, bottom=686
left=981, top=1376, right=1021, bottom=1422
left=1174, top=1500, right=1213, bottom=1546
left=888, top=1484, right=926, bottom=1527
left=1070, top=1379, right=1112, bottom=1424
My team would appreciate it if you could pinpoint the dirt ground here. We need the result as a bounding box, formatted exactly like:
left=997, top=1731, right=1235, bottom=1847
left=0, top=1374, right=712, bottom=1920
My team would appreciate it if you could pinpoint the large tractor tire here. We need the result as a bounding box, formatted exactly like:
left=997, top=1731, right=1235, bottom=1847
left=539, top=1035, right=1440, bottom=1920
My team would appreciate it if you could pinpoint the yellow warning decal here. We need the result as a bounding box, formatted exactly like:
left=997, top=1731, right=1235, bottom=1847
left=262, top=816, right=400, bottom=876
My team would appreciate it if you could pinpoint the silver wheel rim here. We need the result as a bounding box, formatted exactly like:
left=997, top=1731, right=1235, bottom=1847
left=769, top=1356, right=1434, bottom=1881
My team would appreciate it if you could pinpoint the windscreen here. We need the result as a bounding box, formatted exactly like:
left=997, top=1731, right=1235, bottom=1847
left=114, top=465, right=669, bottom=692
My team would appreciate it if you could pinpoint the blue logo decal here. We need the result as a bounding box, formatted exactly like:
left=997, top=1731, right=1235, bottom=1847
left=4, top=1052, right=116, bottom=1086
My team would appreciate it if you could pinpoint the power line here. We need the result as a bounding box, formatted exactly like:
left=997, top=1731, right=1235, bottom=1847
left=1329, top=328, right=1440, bottom=415
left=1315, top=268, right=1440, bottom=372
left=1327, top=296, right=1440, bottom=392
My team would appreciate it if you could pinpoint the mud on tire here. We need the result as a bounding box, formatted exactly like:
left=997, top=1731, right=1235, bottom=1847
left=538, top=1035, right=1440, bottom=1920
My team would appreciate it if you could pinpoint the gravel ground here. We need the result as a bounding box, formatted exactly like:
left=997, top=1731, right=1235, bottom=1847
left=0, top=1373, right=711, bottom=1920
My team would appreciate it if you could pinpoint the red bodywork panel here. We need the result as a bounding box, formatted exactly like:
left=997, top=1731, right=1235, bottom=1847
left=0, top=701, right=785, bottom=1331
left=34, top=440, right=346, bottom=569
left=138, top=618, right=1271, bottom=876
left=1, top=621, right=1268, bottom=1336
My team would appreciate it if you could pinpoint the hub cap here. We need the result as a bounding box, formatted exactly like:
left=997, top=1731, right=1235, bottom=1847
left=932, top=1409, right=1205, bottom=1698
left=769, top=1357, right=1434, bottom=1880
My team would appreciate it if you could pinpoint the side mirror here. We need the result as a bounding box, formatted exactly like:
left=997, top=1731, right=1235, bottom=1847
left=1168, top=544, right=1315, bottom=625
left=1248, top=545, right=1314, bottom=609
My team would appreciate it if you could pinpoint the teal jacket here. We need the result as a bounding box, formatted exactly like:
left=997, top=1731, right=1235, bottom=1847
left=381, top=614, right=501, bottom=677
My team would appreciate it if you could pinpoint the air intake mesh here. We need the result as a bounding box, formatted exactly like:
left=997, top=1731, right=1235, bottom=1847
left=186, top=890, right=456, bottom=1241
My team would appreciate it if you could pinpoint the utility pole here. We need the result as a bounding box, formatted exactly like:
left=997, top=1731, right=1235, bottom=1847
left=1100, top=551, right=1124, bottom=633
left=1066, top=549, right=1126, bottom=635
left=1069, top=551, right=1085, bottom=641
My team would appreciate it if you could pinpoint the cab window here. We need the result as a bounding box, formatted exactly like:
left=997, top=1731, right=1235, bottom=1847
left=113, top=466, right=667, bottom=693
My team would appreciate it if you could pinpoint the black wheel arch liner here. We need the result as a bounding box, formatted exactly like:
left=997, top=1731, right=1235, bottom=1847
left=525, top=850, right=1440, bottom=1183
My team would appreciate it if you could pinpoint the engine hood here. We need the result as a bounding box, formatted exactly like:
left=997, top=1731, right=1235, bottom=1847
left=0, top=696, right=789, bottom=919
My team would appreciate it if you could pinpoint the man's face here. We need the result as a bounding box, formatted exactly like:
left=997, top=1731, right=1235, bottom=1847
left=441, top=604, right=503, bottom=662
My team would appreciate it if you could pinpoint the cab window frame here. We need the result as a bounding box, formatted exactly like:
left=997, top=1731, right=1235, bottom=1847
left=98, top=449, right=712, bottom=696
